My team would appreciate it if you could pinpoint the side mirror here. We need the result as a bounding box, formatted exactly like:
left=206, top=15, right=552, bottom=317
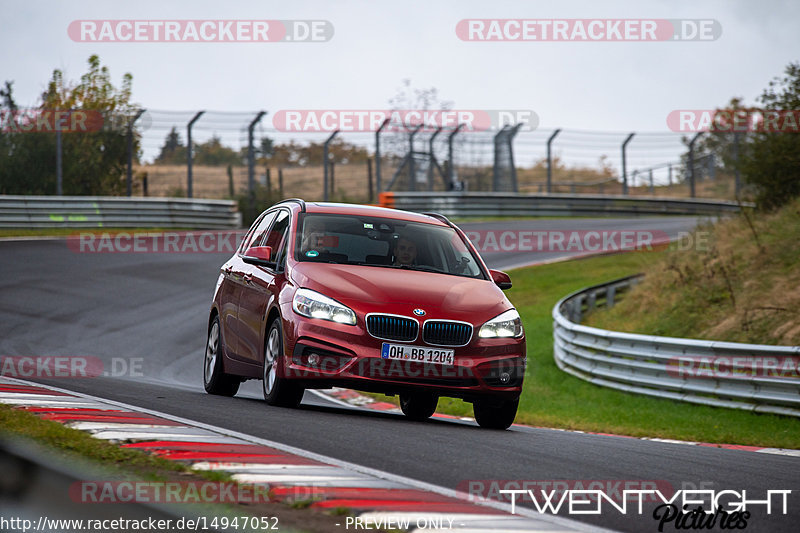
left=490, top=269, right=512, bottom=290
left=242, top=246, right=273, bottom=266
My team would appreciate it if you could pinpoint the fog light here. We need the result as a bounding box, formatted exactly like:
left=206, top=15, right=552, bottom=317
left=499, top=372, right=511, bottom=384
left=307, top=353, right=320, bottom=366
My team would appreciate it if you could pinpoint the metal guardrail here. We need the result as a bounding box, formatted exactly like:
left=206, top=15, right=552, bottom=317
left=0, top=196, right=241, bottom=229
left=380, top=192, right=749, bottom=217
left=552, top=275, right=800, bottom=418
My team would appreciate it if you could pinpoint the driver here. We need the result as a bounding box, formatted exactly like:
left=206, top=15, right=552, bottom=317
left=393, top=235, right=418, bottom=266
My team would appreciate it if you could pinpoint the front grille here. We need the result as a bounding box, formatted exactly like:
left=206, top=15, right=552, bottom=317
left=423, top=321, right=473, bottom=346
left=367, top=315, right=418, bottom=342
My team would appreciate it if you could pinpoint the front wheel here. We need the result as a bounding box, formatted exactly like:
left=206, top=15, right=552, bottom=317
left=399, top=392, right=438, bottom=421
left=473, top=397, right=519, bottom=430
left=203, top=316, right=240, bottom=396
left=263, top=319, right=305, bottom=407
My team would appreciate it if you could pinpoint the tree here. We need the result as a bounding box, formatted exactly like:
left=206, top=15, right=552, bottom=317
left=0, top=55, right=140, bottom=195
left=739, top=62, right=800, bottom=209
left=193, top=135, right=241, bottom=166
left=155, top=126, right=187, bottom=165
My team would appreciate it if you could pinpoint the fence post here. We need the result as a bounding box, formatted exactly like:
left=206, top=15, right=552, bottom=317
left=247, top=111, right=267, bottom=217
left=621, top=133, right=635, bottom=195
left=733, top=132, right=741, bottom=196
left=323, top=130, right=339, bottom=201
left=56, top=122, right=63, bottom=196
left=546, top=129, right=561, bottom=193
left=187, top=111, right=205, bottom=198
left=508, top=123, right=522, bottom=193
left=278, top=168, right=284, bottom=198
left=374, top=119, right=389, bottom=195
left=447, top=124, right=464, bottom=190
left=492, top=125, right=509, bottom=192
left=407, top=126, right=421, bottom=192
left=367, top=158, right=374, bottom=202
left=427, top=127, right=443, bottom=191
left=127, top=109, right=145, bottom=197
left=688, top=132, right=702, bottom=198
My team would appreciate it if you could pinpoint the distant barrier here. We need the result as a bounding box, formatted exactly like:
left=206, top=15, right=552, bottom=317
left=379, top=192, right=748, bottom=217
left=553, top=275, right=800, bottom=418
left=0, top=196, right=241, bottom=229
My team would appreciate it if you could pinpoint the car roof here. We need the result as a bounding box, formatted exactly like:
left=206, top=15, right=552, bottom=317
left=301, top=202, right=449, bottom=227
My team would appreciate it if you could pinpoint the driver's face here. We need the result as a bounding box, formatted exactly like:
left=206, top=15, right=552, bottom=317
left=395, top=238, right=417, bottom=265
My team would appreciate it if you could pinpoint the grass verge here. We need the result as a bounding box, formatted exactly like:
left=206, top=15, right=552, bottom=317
left=0, top=403, right=350, bottom=533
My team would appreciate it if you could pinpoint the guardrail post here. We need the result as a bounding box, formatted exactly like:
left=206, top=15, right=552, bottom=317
left=247, top=111, right=267, bottom=215
left=374, top=118, right=389, bottom=194
left=126, top=109, right=145, bottom=197
left=546, top=129, right=561, bottom=193
left=447, top=124, right=464, bottom=190
left=187, top=111, right=205, bottom=199
left=323, top=130, right=340, bottom=201
left=688, top=132, right=702, bottom=198
left=621, top=133, right=635, bottom=195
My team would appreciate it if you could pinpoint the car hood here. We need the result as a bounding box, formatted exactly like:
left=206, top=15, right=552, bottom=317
left=289, top=262, right=511, bottom=323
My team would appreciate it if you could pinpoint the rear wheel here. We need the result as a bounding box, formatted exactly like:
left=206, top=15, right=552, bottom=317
left=263, top=319, right=305, bottom=407
left=399, top=392, right=438, bottom=421
left=473, top=397, right=519, bottom=430
left=203, top=316, right=240, bottom=396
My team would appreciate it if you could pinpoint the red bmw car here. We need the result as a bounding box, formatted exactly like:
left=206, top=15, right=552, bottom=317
left=204, top=199, right=526, bottom=429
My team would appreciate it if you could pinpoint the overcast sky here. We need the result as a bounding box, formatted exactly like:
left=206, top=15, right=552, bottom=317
left=3, top=0, right=799, bottom=173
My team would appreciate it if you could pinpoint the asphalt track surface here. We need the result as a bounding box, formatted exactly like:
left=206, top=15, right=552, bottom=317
left=1, top=216, right=799, bottom=532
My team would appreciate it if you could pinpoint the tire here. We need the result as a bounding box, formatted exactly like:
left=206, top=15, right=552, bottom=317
left=473, top=397, right=519, bottom=430
left=263, top=319, right=305, bottom=407
left=399, top=392, right=438, bottom=421
left=203, top=316, right=240, bottom=396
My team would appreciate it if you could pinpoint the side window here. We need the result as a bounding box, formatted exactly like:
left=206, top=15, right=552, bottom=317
left=241, top=211, right=277, bottom=253
left=262, top=210, right=290, bottom=260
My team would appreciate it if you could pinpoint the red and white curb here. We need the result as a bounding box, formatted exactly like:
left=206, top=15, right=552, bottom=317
left=0, top=377, right=605, bottom=533
left=320, top=388, right=800, bottom=458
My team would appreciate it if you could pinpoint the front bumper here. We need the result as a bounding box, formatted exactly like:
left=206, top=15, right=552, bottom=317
left=282, top=314, right=526, bottom=401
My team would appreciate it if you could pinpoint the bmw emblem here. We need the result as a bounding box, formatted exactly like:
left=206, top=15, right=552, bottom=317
left=413, top=308, right=426, bottom=316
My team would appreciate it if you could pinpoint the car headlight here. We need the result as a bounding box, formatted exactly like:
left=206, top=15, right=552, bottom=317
left=479, top=309, right=523, bottom=338
left=292, top=288, right=357, bottom=325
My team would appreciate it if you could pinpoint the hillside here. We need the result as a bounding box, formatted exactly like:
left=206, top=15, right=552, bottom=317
left=586, top=197, right=800, bottom=345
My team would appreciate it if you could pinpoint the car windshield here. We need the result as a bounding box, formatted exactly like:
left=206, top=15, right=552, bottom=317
left=295, top=213, right=485, bottom=279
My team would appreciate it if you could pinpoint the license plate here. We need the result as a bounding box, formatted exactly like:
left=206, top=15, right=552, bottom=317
left=381, top=343, right=454, bottom=365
